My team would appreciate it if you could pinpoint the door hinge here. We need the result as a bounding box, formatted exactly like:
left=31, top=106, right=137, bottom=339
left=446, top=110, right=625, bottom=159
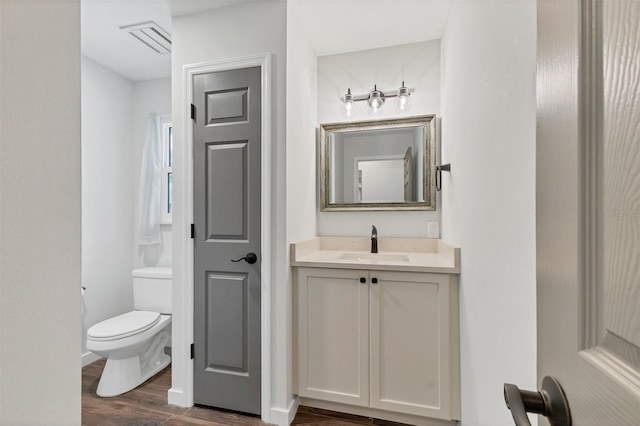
left=190, top=343, right=194, bottom=359
left=190, top=223, right=195, bottom=239
left=190, top=103, right=196, bottom=120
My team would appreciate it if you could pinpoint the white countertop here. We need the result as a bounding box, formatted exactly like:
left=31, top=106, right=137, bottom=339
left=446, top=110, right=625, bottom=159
left=290, top=237, right=460, bottom=274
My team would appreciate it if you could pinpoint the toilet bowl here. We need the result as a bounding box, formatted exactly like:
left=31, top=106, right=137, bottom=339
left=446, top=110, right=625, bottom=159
left=86, top=267, right=172, bottom=397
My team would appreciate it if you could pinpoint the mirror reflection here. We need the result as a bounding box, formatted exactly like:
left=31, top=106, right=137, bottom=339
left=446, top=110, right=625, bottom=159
left=320, top=115, right=436, bottom=211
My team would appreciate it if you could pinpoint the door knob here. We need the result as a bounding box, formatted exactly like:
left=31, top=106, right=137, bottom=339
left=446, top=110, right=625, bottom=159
left=230, top=252, right=258, bottom=264
left=504, top=376, right=571, bottom=426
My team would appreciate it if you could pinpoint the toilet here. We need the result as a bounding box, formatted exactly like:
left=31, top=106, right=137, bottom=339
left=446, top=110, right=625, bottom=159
left=86, top=267, right=172, bottom=397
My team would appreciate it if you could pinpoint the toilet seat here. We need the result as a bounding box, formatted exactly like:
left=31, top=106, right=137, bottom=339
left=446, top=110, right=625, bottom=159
left=87, top=311, right=161, bottom=341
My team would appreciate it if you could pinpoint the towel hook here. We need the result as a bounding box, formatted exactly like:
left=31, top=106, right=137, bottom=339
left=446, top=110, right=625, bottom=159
left=435, top=163, right=451, bottom=192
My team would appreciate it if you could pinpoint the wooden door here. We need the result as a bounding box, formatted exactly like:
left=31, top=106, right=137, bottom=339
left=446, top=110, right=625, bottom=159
left=295, top=268, right=370, bottom=407
left=536, top=0, right=640, bottom=424
left=369, top=271, right=459, bottom=421
left=192, top=66, right=262, bottom=415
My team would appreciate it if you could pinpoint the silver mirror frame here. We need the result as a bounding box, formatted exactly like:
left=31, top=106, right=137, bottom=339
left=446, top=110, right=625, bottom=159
left=320, top=114, right=436, bottom=211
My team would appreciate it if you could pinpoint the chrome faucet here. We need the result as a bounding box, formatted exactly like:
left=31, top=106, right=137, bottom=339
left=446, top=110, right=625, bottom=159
left=371, top=225, right=378, bottom=254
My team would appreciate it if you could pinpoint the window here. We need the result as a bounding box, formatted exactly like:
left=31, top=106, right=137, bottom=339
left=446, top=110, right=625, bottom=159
left=161, top=117, right=173, bottom=224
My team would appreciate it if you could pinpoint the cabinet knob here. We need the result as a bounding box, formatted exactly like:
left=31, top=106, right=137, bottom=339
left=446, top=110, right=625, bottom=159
left=359, top=277, right=366, bottom=284
left=371, top=277, right=378, bottom=284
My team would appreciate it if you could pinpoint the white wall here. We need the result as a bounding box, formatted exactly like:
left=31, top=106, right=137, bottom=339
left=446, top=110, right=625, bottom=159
left=171, top=2, right=289, bottom=422
left=81, top=57, right=135, bottom=359
left=286, top=1, right=318, bottom=419
left=287, top=3, right=318, bottom=245
left=317, top=40, right=441, bottom=237
left=133, top=78, right=172, bottom=269
left=440, top=2, right=537, bottom=425
left=0, top=0, right=82, bottom=422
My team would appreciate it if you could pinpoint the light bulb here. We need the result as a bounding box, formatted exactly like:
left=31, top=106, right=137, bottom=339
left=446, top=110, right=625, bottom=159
left=395, top=94, right=412, bottom=112
left=340, top=100, right=357, bottom=118
left=367, top=86, right=385, bottom=115
left=371, top=98, right=383, bottom=109
left=340, top=88, right=357, bottom=118
left=368, top=99, right=383, bottom=115
left=395, top=82, right=412, bottom=113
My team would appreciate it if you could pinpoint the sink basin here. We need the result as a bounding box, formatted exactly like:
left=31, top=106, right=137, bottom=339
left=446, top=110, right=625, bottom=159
left=337, top=253, right=410, bottom=263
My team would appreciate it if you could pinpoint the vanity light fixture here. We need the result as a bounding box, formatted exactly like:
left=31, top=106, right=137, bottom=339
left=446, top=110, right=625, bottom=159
left=340, top=81, right=414, bottom=116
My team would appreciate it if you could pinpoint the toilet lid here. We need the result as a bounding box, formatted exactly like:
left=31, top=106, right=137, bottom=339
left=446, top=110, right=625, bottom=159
left=87, top=311, right=161, bottom=341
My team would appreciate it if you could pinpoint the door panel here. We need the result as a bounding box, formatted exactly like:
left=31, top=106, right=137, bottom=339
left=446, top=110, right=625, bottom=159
left=205, top=272, right=249, bottom=374
left=206, top=142, right=248, bottom=239
left=295, top=268, right=370, bottom=407
left=601, top=1, right=640, bottom=353
left=206, top=88, right=248, bottom=124
left=537, top=1, right=640, bottom=424
left=370, top=272, right=451, bottom=419
left=193, top=66, right=261, bottom=415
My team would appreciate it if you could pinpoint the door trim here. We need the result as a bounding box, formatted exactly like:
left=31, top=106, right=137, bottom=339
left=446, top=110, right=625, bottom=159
left=170, top=53, right=272, bottom=422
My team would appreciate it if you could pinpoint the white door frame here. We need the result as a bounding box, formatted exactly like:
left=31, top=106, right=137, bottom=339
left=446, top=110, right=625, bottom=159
left=171, top=53, right=273, bottom=422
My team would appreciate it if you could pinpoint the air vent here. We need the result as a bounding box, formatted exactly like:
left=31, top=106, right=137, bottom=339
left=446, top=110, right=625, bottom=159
left=120, top=21, right=171, bottom=54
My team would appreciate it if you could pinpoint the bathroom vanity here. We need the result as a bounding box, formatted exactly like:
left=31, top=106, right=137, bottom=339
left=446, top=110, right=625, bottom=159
left=291, top=237, right=461, bottom=426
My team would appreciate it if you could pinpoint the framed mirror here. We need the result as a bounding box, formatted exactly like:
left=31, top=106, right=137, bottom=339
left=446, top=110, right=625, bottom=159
left=320, top=115, right=436, bottom=211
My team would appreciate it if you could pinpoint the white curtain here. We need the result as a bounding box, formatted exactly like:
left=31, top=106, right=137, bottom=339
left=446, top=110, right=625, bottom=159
left=138, top=113, right=162, bottom=245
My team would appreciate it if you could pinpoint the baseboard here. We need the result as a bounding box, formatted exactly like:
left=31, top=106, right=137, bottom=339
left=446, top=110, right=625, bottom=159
left=82, top=351, right=101, bottom=367
left=168, top=388, right=191, bottom=407
left=289, top=398, right=301, bottom=424
left=299, top=397, right=456, bottom=426
left=270, top=397, right=300, bottom=426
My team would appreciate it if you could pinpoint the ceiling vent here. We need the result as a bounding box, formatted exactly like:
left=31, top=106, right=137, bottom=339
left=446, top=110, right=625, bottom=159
left=120, top=21, right=171, bottom=54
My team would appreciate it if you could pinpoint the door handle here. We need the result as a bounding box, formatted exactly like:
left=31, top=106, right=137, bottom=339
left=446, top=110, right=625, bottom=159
left=230, top=252, right=258, bottom=264
left=504, top=376, right=571, bottom=426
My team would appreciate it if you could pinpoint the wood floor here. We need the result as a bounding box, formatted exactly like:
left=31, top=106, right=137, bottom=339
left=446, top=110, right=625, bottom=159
left=83, top=359, right=407, bottom=425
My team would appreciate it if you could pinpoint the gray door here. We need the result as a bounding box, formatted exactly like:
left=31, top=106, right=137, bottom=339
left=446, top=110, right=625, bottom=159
left=192, top=66, right=261, bottom=415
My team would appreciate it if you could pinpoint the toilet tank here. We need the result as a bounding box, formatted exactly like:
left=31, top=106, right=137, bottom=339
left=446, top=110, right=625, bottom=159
left=132, top=267, right=172, bottom=314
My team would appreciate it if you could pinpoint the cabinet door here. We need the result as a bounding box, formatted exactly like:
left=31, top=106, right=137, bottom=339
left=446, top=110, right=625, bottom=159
left=296, top=268, right=370, bottom=407
left=369, top=272, right=452, bottom=419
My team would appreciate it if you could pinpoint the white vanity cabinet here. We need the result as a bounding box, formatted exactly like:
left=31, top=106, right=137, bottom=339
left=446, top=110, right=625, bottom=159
left=293, top=253, right=461, bottom=426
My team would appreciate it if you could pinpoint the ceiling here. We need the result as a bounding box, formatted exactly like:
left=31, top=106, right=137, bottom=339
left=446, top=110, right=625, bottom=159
left=291, top=0, right=450, bottom=57
left=82, top=0, right=172, bottom=81
left=81, top=0, right=450, bottom=82
left=81, top=0, right=255, bottom=81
